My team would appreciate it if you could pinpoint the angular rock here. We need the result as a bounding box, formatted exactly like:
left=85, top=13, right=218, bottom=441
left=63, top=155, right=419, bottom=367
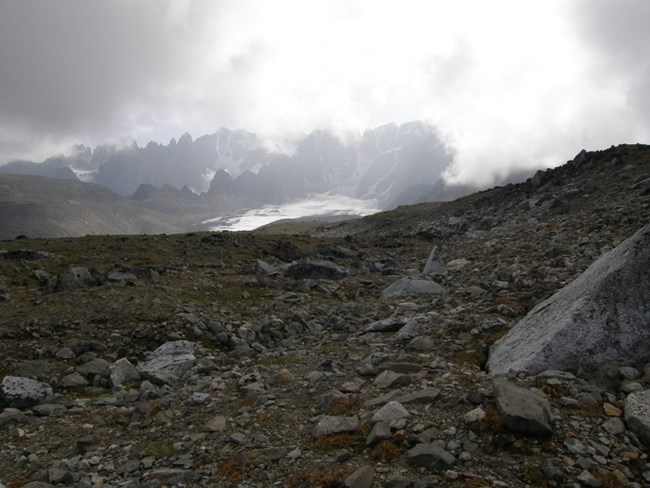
left=396, top=387, right=440, bottom=404
left=494, top=378, right=554, bottom=436
left=204, top=415, right=227, bottom=433
left=245, top=447, right=288, bottom=465
left=423, top=245, right=447, bottom=276
left=109, top=358, right=141, bottom=388
left=371, top=401, right=410, bottom=423
left=577, top=470, right=602, bottom=487
left=76, top=358, right=111, bottom=379
left=255, top=259, right=278, bottom=276
left=624, top=389, right=650, bottom=445
left=405, top=336, right=433, bottom=352
left=463, top=407, right=486, bottom=423
left=360, top=317, right=411, bottom=334
left=363, top=390, right=403, bottom=408
left=106, top=272, right=137, bottom=282
left=381, top=277, right=445, bottom=299
left=136, top=341, right=198, bottom=386
left=32, top=404, right=64, bottom=416
left=407, top=443, right=455, bottom=472
left=374, top=370, right=411, bottom=389
left=392, top=319, right=422, bottom=342
left=58, top=372, right=89, bottom=388
left=47, top=467, right=74, bottom=485
left=312, top=415, right=359, bottom=438
left=344, top=465, right=375, bottom=488
left=320, top=390, right=352, bottom=414
left=1, top=376, right=53, bottom=408
left=488, top=224, right=650, bottom=374
left=51, top=266, right=100, bottom=292
left=0, top=407, right=25, bottom=426
left=602, top=417, right=625, bottom=435
left=366, top=421, right=392, bottom=446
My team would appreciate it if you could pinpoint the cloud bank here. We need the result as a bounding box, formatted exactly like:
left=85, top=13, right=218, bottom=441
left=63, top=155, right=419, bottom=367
left=0, top=0, right=648, bottom=186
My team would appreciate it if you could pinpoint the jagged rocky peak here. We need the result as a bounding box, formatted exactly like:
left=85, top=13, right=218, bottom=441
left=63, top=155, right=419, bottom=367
left=1, top=121, right=456, bottom=209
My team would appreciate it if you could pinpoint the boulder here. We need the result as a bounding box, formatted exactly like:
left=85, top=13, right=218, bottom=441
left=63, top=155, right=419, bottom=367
left=312, top=415, right=359, bottom=438
left=374, top=370, right=411, bottom=389
left=1, top=376, right=53, bottom=408
left=58, top=372, right=89, bottom=388
left=423, top=245, right=447, bottom=276
left=76, top=358, right=111, bottom=379
left=360, top=317, right=412, bottom=334
left=494, top=378, right=554, bottom=436
left=49, top=267, right=101, bottom=292
left=392, top=318, right=422, bottom=341
left=371, top=400, right=410, bottom=423
left=344, top=465, right=375, bottom=488
left=396, top=387, right=441, bottom=404
left=407, top=443, right=455, bottom=472
left=488, top=224, right=650, bottom=374
left=136, top=341, right=198, bottom=386
left=624, top=389, right=650, bottom=445
left=109, top=358, right=141, bottom=388
left=366, top=421, right=392, bottom=445
left=380, top=277, right=445, bottom=299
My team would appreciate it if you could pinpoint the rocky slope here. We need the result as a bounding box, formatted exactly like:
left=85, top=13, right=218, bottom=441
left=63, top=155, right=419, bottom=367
left=0, top=144, right=649, bottom=487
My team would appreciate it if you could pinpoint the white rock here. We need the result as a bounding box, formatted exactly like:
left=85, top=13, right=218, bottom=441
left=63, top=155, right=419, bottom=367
left=488, top=224, right=650, bottom=374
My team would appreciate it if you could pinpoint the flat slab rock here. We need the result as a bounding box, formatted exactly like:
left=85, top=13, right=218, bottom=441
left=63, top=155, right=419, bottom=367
left=380, top=277, right=445, bottom=299
left=488, top=224, right=650, bottom=374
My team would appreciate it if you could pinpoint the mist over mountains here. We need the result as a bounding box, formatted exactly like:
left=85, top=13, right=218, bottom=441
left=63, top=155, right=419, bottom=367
left=0, top=120, right=545, bottom=240
left=1, top=121, right=463, bottom=210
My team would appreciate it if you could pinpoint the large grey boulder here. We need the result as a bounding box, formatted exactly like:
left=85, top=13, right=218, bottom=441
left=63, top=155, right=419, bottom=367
left=1, top=376, right=53, bottom=408
left=488, top=224, right=650, bottom=374
left=380, top=277, right=445, bottom=299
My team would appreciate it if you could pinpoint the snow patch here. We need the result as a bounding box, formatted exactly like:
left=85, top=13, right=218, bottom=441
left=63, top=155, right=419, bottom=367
left=202, top=193, right=380, bottom=231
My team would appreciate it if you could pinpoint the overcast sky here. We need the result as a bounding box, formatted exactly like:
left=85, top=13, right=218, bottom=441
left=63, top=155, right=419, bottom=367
left=1, top=0, right=648, bottom=185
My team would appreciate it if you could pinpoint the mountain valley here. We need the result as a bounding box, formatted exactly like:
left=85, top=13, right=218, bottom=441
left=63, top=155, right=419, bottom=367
left=0, top=144, right=649, bottom=487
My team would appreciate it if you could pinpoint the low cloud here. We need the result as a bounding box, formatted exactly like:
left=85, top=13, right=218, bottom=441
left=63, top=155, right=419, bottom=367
left=0, top=0, right=648, bottom=186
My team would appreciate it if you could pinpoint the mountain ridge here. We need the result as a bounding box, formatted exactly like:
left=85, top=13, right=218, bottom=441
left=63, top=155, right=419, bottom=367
left=0, top=122, right=457, bottom=209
